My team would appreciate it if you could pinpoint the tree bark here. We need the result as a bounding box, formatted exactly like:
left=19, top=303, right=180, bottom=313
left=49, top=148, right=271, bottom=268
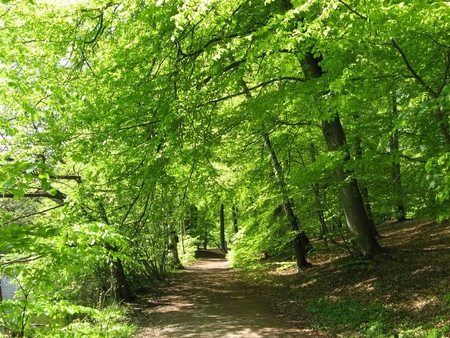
left=220, top=203, right=227, bottom=252
left=263, top=133, right=311, bottom=269
left=391, top=96, right=406, bottom=221
left=232, top=204, right=239, bottom=234
left=322, top=117, right=383, bottom=256
left=289, top=12, right=383, bottom=256
left=353, top=115, right=380, bottom=239
left=309, top=144, right=329, bottom=243
left=168, top=227, right=183, bottom=269
left=104, top=243, right=133, bottom=302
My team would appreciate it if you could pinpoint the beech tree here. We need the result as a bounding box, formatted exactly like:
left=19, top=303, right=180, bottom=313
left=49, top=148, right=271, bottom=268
left=2, top=0, right=450, bottom=335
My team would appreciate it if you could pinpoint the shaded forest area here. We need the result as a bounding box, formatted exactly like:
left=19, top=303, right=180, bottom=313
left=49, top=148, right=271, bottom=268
left=1, top=0, right=450, bottom=337
left=240, top=220, right=450, bottom=337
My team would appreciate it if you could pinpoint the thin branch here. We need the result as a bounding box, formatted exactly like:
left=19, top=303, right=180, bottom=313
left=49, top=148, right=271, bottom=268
left=53, top=175, right=82, bottom=184
left=118, top=120, right=160, bottom=132
left=391, top=39, right=437, bottom=98
left=203, top=77, right=306, bottom=105
left=437, top=47, right=450, bottom=96
left=120, top=180, right=145, bottom=226
left=0, top=191, right=66, bottom=205
left=6, top=204, right=64, bottom=225
left=337, top=0, right=368, bottom=20
left=0, top=255, right=42, bottom=266
left=274, top=119, right=321, bottom=129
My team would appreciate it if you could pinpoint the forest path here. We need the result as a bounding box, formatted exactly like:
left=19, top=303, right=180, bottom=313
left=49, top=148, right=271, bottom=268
left=133, top=256, right=319, bottom=337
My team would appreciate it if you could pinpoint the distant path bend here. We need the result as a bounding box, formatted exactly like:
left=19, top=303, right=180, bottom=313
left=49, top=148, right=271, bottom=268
left=134, top=258, right=317, bottom=337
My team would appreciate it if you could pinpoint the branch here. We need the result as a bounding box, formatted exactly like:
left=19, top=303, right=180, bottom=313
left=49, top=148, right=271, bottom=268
left=203, top=77, right=306, bottom=105
left=118, top=120, right=160, bottom=132
left=274, top=119, right=321, bottom=129
left=198, top=59, right=247, bottom=88
left=53, top=175, right=82, bottom=184
left=0, top=191, right=66, bottom=205
left=437, top=47, right=450, bottom=96
left=337, top=0, right=368, bottom=20
left=6, top=204, right=64, bottom=225
left=391, top=39, right=437, bottom=98
left=0, top=255, right=42, bottom=266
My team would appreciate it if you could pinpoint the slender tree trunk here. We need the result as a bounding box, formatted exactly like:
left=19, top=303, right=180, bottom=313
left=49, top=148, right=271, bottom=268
left=353, top=115, right=380, bottom=239
left=391, top=96, right=406, bottom=221
left=232, top=204, right=239, bottom=234
left=263, top=133, right=311, bottom=269
left=309, top=144, right=329, bottom=243
left=238, top=70, right=310, bottom=268
left=168, top=227, right=183, bottom=269
left=220, top=203, right=227, bottom=252
left=98, top=203, right=133, bottom=302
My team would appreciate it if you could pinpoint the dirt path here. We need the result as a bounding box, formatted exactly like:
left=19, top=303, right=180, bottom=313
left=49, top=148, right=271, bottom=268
left=134, top=258, right=318, bottom=337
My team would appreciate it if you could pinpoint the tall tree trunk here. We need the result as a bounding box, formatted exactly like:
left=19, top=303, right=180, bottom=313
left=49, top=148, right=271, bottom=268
left=168, top=226, right=183, bottom=269
left=98, top=203, right=133, bottom=302
left=391, top=96, right=406, bottom=221
left=104, top=243, right=133, bottom=302
left=220, top=203, right=227, bottom=252
left=237, top=70, right=310, bottom=268
left=263, top=133, right=311, bottom=269
left=309, top=144, right=329, bottom=245
left=232, top=204, right=239, bottom=234
left=353, top=114, right=380, bottom=239
left=322, top=117, right=384, bottom=256
left=282, top=0, right=383, bottom=258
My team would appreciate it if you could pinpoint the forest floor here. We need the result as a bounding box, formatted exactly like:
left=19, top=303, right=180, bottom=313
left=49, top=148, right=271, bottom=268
left=132, top=220, right=450, bottom=337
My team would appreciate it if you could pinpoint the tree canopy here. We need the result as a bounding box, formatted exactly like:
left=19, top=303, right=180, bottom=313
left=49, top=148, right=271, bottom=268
left=1, top=0, right=450, bottom=336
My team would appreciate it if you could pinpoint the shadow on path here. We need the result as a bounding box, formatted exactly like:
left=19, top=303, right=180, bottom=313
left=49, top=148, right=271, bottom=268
left=134, top=258, right=317, bottom=337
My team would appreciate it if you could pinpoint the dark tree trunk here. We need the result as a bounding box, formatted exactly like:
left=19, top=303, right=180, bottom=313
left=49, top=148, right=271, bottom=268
left=98, top=202, right=133, bottom=302
left=276, top=0, right=383, bottom=257
left=294, top=28, right=383, bottom=256
left=263, top=133, right=311, bottom=269
left=104, top=243, right=133, bottom=302
left=238, top=65, right=310, bottom=268
left=353, top=115, right=380, bottom=239
left=168, top=228, right=183, bottom=269
left=391, top=96, right=406, bottom=221
left=220, top=203, right=227, bottom=252
left=309, top=144, right=329, bottom=244
left=321, top=117, right=383, bottom=256
left=232, top=204, right=239, bottom=234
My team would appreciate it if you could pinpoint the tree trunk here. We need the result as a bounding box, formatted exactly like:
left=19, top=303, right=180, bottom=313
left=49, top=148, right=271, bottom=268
left=390, top=96, right=406, bottom=221
left=263, top=133, right=311, bottom=269
left=220, top=203, right=227, bottom=252
left=232, top=204, right=239, bottom=234
left=322, top=117, right=383, bottom=256
left=104, top=243, right=133, bottom=302
left=168, top=227, right=184, bottom=269
left=97, top=202, right=133, bottom=302
left=278, top=0, right=383, bottom=258
left=353, top=114, right=380, bottom=239
left=309, top=144, right=329, bottom=243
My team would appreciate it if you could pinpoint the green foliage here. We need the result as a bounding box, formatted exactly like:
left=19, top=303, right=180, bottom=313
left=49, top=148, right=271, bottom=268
left=2, top=0, right=450, bottom=335
left=177, top=235, right=198, bottom=267
left=307, top=297, right=393, bottom=335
